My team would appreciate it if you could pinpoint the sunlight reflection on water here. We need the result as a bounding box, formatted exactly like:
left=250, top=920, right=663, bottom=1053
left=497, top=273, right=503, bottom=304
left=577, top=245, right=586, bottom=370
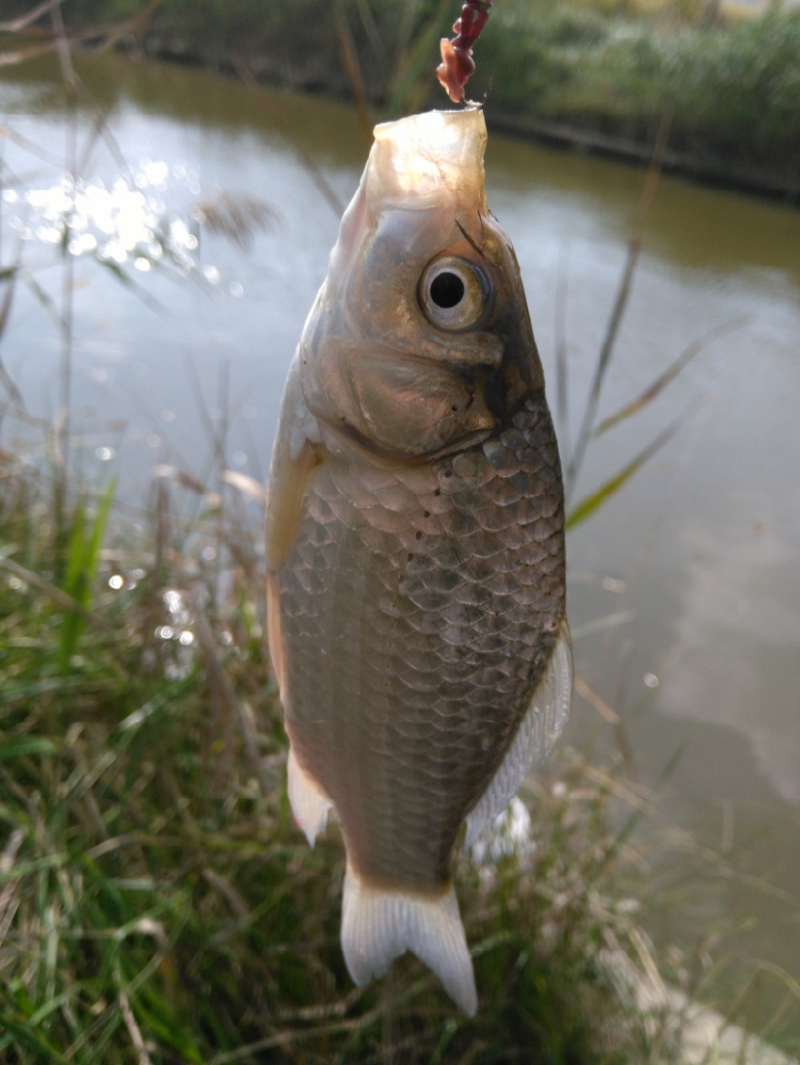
left=4, top=159, right=215, bottom=279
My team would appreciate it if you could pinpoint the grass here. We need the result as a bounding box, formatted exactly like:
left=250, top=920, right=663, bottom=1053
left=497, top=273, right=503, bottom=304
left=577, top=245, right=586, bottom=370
left=0, top=454, right=682, bottom=1063
left=471, top=1, right=800, bottom=182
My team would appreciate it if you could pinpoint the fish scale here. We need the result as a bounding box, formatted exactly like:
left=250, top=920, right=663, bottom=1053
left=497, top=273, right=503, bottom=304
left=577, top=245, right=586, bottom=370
left=279, top=393, right=564, bottom=891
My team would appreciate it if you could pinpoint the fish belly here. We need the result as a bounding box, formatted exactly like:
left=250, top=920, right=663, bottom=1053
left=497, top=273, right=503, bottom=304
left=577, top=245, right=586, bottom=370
left=278, top=392, right=565, bottom=892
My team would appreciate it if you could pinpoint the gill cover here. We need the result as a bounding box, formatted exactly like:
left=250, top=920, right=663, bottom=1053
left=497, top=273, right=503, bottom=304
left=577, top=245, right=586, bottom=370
left=299, top=108, right=544, bottom=462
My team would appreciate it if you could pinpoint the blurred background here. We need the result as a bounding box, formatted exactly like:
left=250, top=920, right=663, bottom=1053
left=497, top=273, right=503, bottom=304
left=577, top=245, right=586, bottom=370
left=1, top=1, right=799, bottom=1060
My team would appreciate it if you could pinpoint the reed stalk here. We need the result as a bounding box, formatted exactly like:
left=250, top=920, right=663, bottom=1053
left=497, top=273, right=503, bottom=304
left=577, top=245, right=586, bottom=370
left=565, top=107, right=672, bottom=504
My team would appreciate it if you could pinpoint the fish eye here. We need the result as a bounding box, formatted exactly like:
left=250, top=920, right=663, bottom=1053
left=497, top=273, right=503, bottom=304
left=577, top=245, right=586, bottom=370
left=419, top=256, right=488, bottom=331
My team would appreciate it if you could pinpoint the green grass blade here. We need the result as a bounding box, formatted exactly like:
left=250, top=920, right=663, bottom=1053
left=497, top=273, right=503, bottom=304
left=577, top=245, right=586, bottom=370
left=0, top=854, right=68, bottom=884
left=59, top=500, right=87, bottom=672
left=0, top=1018, right=73, bottom=1064
left=59, top=481, right=115, bottom=672
left=62, top=499, right=86, bottom=597
left=386, top=0, right=453, bottom=117
left=86, top=479, right=116, bottom=587
left=594, top=315, right=748, bottom=438
left=25, top=990, right=80, bottom=1030
left=566, top=415, right=685, bottom=530
left=0, top=737, right=56, bottom=761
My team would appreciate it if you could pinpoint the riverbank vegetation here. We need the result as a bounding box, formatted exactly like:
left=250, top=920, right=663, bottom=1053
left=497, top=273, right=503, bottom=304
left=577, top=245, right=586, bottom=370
left=3, top=0, right=800, bottom=194
left=1, top=419, right=796, bottom=1062
left=0, top=448, right=690, bottom=1063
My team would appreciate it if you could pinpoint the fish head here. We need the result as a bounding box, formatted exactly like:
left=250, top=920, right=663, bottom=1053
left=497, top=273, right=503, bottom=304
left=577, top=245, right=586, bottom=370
left=300, top=107, right=545, bottom=462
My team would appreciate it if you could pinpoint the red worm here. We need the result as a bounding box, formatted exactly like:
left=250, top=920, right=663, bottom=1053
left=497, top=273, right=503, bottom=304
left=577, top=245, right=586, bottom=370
left=436, top=0, right=494, bottom=104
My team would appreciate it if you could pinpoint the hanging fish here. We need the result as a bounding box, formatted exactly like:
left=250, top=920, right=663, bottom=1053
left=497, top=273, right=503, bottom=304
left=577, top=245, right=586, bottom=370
left=265, top=106, right=571, bottom=1016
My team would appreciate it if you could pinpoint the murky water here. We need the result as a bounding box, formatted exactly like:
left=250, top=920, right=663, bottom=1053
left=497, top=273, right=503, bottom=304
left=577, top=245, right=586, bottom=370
left=2, top=53, right=798, bottom=1034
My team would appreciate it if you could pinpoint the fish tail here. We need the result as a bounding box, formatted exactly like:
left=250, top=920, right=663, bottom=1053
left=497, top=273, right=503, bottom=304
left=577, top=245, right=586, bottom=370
left=341, top=864, right=477, bottom=1015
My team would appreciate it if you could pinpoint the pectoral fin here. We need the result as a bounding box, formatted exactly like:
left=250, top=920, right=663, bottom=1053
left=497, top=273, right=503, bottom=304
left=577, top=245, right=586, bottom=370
left=265, top=356, right=323, bottom=571
left=265, top=364, right=323, bottom=697
left=465, top=620, right=572, bottom=848
left=265, top=436, right=320, bottom=571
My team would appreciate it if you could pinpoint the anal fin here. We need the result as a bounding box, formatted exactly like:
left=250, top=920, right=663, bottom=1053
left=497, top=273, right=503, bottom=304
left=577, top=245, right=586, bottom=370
left=342, top=865, right=477, bottom=1015
left=465, top=620, right=573, bottom=848
left=287, top=747, right=332, bottom=847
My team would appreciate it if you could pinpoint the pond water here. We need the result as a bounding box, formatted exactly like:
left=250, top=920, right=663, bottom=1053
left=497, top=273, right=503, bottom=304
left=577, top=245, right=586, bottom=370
left=2, top=52, right=798, bottom=1035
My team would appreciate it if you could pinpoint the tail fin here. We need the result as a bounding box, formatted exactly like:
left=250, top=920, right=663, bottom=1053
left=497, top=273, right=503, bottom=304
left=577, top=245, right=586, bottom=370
left=341, top=865, right=477, bottom=1015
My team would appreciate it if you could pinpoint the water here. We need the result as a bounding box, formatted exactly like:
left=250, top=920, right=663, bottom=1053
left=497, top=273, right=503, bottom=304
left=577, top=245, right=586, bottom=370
left=2, top=52, right=798, bottom=1035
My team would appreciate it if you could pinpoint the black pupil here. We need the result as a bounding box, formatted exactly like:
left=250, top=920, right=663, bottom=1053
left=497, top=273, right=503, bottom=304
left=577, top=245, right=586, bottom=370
left=430, top=271, right=465, bottom=309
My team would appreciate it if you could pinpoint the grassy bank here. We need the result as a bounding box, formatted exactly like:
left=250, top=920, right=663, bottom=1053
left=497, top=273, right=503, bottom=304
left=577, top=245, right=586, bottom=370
left=3, top=0, right=800, bottom=194
left=475, top=2, right=800, bottom=193
left=0, top=453, right=683, bottom=1063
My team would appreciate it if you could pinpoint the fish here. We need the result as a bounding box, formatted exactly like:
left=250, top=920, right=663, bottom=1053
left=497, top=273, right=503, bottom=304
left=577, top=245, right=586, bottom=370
left=265, top=106, right=571, bottom=1016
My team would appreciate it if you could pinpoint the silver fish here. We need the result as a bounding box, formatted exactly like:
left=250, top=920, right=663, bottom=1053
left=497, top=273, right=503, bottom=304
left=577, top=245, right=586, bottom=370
left=265, top=107, right=571, bottom=1015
